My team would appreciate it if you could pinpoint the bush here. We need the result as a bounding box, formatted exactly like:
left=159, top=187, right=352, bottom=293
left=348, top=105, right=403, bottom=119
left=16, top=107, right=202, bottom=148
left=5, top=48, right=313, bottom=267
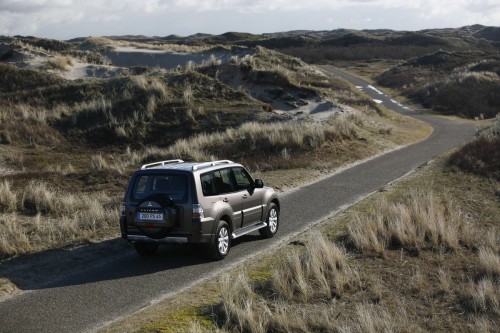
left=448, top=136, right=500, bottom=180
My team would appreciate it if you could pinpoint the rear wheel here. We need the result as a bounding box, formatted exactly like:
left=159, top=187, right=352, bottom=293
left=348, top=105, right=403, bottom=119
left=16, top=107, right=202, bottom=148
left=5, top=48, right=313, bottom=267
left=134, top=242, right=159, bottom=256
left=259, top=203, right=279, bottom=238
left=210, top=221, right=230, bottom=260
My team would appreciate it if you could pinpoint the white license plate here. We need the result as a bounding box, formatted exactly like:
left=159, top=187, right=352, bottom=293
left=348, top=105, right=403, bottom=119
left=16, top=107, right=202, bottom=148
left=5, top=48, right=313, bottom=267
left=138, top=212, right=164, bottom=221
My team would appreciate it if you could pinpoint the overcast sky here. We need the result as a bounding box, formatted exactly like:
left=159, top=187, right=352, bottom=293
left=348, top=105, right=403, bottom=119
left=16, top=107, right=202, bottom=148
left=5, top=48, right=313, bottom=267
left=1, top=0, right=498, bottom=40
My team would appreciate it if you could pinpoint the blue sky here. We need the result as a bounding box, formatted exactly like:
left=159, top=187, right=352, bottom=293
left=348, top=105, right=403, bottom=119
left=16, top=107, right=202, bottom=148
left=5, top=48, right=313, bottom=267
left=1, top=0, right=498, bottom=39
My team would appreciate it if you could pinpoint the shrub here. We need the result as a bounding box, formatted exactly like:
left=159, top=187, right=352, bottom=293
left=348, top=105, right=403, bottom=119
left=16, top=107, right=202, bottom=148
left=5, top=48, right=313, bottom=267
left=448, top=136, right=500, bottom=180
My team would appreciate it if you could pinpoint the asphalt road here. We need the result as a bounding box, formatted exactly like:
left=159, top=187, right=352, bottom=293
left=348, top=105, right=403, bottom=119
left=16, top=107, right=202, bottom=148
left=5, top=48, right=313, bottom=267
left=0, top=67, right=476, bottom=333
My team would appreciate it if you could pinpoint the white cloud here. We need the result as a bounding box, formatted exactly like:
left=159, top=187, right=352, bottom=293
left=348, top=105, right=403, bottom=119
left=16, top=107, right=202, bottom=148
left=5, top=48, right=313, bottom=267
left=0, top=0, right=498, bottom=38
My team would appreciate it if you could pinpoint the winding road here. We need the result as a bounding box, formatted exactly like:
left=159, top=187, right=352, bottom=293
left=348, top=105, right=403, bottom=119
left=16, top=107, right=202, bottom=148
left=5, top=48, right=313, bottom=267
left=0, top=67, right=476, bottom=333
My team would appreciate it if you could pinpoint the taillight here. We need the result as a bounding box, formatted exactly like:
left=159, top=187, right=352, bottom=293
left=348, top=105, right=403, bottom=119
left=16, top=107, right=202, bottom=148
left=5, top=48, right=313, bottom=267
left=192, top=204, right=204, bottom=218
left=120, top=202, right=126, bottom=216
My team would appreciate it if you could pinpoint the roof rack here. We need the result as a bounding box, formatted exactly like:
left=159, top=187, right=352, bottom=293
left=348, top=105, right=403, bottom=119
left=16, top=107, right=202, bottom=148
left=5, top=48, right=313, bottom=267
left=192, top=160, right=233, bottom=171
left=141, top=159, right=185, bottom=170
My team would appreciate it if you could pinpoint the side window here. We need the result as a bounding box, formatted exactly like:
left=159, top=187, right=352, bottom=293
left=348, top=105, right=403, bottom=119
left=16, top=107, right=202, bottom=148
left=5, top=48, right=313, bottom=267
left=200, top=172, right=218, bottom=196
left=233, top=167, right=253, bottom=190
left=214, top=168, right=237, bottom=194
left=133, top=175, right=150, bottom=199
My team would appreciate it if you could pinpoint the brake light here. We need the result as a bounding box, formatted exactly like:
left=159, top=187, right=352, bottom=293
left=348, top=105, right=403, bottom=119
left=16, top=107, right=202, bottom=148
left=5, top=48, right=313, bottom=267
left=192, top=204, right=204, bottom=218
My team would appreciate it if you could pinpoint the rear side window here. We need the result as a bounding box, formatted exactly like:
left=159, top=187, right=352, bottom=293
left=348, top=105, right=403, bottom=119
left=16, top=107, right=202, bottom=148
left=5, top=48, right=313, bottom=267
left=200, top=168, right=238, bottom=196
left=200, top=172, right=218, bottom=196
left=131, top=174, right=188, bottom=203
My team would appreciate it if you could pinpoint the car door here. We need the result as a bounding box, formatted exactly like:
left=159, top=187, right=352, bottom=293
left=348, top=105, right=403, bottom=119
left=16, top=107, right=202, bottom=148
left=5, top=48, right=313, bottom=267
left=232, top=167, right=264, bottom=226
left=214, top=168, right=244, bottom=229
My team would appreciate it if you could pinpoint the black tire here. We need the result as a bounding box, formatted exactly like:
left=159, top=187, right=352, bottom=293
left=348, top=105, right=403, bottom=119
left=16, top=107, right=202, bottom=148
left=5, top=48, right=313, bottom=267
left=210, top=221, right=230, bottom=260
left=259, top=203, right=279, bottom=238
left=134, top=242, right=159, bottom=256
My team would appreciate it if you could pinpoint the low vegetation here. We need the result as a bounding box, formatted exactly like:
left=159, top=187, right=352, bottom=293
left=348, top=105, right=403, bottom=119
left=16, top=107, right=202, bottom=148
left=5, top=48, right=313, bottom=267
left=2, top=26, right=498, bottom=331
left=448, top=115, right=500, bottom=179
left=138, top=114, right=361, bottom=170
left=347, top=190, right=475, bottom=254
left=44, top=55, right=74, bottom=71
left=376, top=51, right=500, bottom=119
left=0, top=35, right=429, bottom=259
left=108, top=118, right=499, bottom=333
left=0, top=179, right=119, bottom=258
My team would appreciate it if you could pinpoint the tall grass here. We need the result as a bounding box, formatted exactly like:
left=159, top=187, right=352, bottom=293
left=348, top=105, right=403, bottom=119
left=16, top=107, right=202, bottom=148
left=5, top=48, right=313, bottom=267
left=0, top=180, right=119, bottom=257
left=44, top=56, right=74, bottom=71
left=347, top=190, right=475, bottom=254
left=0, top=103, right=64, bottom=145
left=0, top=213, right=31, bottom=256
left=271, top=231, right=356, bottom=302
left=462, top=278, right=499, bottom=314
left=0, top=180, right=17, bottom=213
left=478, top=247, right=500, bottom=278
left=139, top=117, right=359, bottom=164
left=216, top=232, right=361, bottom=332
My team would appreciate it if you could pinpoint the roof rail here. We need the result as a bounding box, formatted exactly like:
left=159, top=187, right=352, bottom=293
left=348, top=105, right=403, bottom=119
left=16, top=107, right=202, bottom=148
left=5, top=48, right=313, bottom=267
left=192, top=160, right=233, bottom=171
left=141, top=159, right=185, bottom=170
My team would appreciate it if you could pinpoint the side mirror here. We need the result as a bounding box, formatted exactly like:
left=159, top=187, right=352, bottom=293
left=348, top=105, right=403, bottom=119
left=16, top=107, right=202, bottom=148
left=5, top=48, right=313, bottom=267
left=254, top=179, right=264, bottom=188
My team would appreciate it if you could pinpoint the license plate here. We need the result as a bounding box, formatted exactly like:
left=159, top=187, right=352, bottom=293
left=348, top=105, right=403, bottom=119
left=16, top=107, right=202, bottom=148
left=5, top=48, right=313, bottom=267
left=138, top=212, right=164, bottom=221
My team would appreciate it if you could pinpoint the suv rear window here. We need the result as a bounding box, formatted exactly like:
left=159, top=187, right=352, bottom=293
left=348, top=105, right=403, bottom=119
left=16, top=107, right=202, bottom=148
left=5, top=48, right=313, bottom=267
left=131, top=174, right=188, bottom=203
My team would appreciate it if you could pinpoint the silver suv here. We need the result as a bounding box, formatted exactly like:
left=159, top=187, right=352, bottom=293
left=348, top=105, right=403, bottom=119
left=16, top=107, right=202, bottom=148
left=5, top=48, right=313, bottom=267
left=120, top=159, right=280, bottom=260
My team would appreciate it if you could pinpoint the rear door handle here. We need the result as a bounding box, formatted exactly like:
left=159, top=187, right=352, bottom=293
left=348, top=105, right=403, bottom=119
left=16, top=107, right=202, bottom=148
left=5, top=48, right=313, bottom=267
left=222, top=198, right=228, bottom=203
left=242, top=194, right=248, bottom=199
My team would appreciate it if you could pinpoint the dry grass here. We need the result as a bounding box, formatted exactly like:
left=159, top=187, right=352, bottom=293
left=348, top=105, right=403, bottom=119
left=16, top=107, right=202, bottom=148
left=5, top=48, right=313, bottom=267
left=208, top=188, right=498, bottom=333
left=44, top=56, right=74, bottom=71
left=0, top=180, right=17, bottom=213
left=347, top=190, right=475, bottom=254
left=90, top=154, right=109, bottom=171
left=105, top=149, right=499, bottom=333
left=216, top=233, right=363, bottom=332
left=271, top=231, right=356, bottom=303
left=89, top=154, right=126, bottom=174
left=139, top=116, right=360, bottom=165
left=462, top=278, right=499, bottom=315
left=0, top=180, right=119, bottom=257
left=113, top=39, right=212, bottom=54
left=478, top=247, right=500, bottom=278
left=0, top=213, right=31, bottom=256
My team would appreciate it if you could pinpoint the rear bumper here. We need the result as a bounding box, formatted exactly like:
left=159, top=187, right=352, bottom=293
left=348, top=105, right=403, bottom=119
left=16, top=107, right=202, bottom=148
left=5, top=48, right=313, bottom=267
left=120, top=216, right=213, bottom=244
left=126, top=234, right=189, bottom=244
